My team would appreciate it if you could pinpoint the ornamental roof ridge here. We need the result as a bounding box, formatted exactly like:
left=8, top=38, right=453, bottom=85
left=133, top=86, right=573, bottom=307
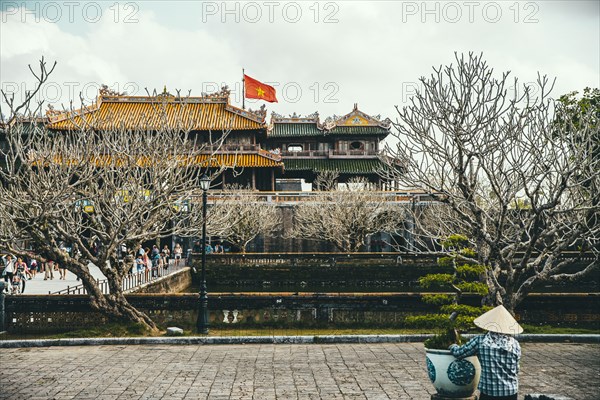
left=46, top=84, right=267, bottom=129
left=270, top=111, right=320, bottom=124
left=98, top=85, right=232, bottom=104
left=323, top=103, right=391, bottom=130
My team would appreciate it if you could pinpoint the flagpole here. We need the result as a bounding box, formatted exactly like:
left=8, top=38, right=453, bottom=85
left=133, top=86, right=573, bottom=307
left=242, top=68, right=245, bottom=110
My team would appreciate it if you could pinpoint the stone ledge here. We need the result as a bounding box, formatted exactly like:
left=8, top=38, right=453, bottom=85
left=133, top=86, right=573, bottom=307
left=0, top=334, right=598, bottom=348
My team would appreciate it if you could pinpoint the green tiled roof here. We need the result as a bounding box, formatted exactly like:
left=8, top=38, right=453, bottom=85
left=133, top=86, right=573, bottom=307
left=328, top=125, right=389, bottom=136
left=284, top=158, right=387, bottom=174
left=270, top=123, right=390, bottom=138
left=270, top=122, right=324, bottom=138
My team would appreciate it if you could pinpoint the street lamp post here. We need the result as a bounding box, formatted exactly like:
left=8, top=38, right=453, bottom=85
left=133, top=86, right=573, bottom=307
left=197, top=174, right=211, bottom=334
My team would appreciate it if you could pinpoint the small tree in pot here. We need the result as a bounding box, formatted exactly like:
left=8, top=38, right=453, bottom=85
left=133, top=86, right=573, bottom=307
left=406, top=234, right=490, bottom=399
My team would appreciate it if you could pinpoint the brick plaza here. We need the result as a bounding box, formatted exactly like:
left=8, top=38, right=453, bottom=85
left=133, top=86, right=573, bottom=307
left=0, top=342, right=598, bottom=399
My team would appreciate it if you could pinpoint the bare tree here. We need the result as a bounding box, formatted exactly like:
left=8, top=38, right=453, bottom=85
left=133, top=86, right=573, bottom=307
left=206, top=185, right=281, bottom=253
left=0, top=59, right=229, bottom=331
left=290, top=172, right=405, bottom=252
left=383, top=53, right=599, bottom=311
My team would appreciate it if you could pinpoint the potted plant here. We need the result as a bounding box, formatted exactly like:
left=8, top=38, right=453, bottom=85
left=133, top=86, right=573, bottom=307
left=407, top=235, right=490, bottom=399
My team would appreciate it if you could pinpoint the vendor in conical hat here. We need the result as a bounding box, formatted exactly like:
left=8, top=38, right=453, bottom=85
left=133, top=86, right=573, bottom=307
left=449, top=305, right=523, bottom=400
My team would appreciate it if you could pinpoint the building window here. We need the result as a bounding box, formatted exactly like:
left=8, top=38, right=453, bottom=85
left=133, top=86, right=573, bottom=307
left=350, top=141, right=364, bottom=150
left=287, top=144, right=303, bottom=152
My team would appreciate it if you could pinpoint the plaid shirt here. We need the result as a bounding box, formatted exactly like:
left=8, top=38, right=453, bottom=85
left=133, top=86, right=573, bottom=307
left=449, top=332, right=521, bottom=397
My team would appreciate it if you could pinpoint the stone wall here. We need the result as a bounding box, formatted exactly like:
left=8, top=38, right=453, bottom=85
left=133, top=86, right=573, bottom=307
left=3, top=293, right=598, bottom=333
left=190, top=253, right=598, bottom=293
left=132, top=268, right=192, bottom=294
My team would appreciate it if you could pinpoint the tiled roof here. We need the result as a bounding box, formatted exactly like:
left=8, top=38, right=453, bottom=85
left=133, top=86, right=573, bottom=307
left=283, top=159, right=387, bottom=174
left=32, top=153, right=283, bottom=169
left=269, top=122, right=388, bottom=138
left=269, top=105, right=391, bottom=138
left=47, top=94, right=266, bottom=131
left=269, top=122, right=324, bottom=137
left=327, top=125, right=389, bottom=136
left=195, top=154, right=283, bottom=168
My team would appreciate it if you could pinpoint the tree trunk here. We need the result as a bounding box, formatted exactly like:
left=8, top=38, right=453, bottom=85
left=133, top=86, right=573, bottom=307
left=91, top=291, right=158, bottom=332
left=104, top=267, right=159, bottom=331
left=481, top=268, right=504, bottom=307
left=67, top=260, right=158, bottom=332
left=501, top=294, right=520, bottom=315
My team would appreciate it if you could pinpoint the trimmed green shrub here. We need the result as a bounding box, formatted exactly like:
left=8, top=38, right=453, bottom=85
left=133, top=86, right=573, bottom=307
left=415, top=234, right=490, bottom=349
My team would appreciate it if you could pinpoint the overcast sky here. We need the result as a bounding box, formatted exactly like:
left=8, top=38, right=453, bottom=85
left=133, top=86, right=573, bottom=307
left=1, top=1, right=598, bottom=122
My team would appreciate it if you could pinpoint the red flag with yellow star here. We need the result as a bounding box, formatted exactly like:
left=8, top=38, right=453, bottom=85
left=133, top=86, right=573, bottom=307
left=244, top=74, right=278, bottom=103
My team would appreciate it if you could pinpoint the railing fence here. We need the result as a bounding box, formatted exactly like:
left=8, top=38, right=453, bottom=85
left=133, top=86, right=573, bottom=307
left=50, top=260, right=188, bottom=295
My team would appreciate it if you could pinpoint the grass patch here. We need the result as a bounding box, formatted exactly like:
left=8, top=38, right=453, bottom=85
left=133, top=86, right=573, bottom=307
left=520, top=324, right=600, bottom=335
left=1, top=324, right=598, bottom=340
left=0, top=322, right=154, bottom=341
left=49, top=322, right=151, bottom=338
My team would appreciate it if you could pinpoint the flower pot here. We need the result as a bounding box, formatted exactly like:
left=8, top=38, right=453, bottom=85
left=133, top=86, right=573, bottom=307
left=425, top=348, right=481, bottom=399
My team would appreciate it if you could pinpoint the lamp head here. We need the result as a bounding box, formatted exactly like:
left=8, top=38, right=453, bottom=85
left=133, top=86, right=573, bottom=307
left=199, top=174, right=211, bottom=191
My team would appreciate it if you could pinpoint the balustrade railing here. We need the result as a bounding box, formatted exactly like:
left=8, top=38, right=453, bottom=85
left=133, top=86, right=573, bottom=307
left=281, top=149, right=380, bottom=158
left=281, top=150, right=329, bottom=158
left=329, top=149, right=380, bottom=157
left=50, top=260, right=188, bottom=295
left=201, top=190, right=432, bottom=204
left=200, top=144, right=260, bottom=153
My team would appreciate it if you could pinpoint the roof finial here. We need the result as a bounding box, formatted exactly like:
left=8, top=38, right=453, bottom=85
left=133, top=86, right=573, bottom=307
left=353, top=103, right=358, bottom=111
left=163, top=85, right=168, bottom=94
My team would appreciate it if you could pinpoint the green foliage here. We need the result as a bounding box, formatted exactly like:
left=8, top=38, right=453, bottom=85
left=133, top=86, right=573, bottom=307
left=437, top=256, right=454, bottom=267
left=421, top=294, right=454, bottom=305
left=458, top=247, right=477, bottom=258
left=405, top=314, right=475, bottom=332
left=556, top=87, right=600, bottom=131
left=424, top=329, right=467, bottom=349
left=440, top=304, right=491, bottom=317
left=442, top=234, right=470, bottom=249
left=418, top=273, right=454, bottom=289
left=456, top=282, right=489, bottom=295
left=455, top=264, right=486, bottom=280
left=409, top=234, right=490, bottom=349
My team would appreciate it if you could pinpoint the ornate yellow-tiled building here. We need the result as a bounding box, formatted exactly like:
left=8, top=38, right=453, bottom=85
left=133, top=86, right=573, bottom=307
left=43, top=86, right=396, bottom=191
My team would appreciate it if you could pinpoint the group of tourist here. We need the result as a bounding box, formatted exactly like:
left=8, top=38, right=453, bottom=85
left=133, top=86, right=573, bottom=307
left=192, top=241, right=225, bottom=254
left=2, top=241, right=218, bottom=294
left=132, top=243, right=186, bottom=279
left=135, top=244, right=167, bottom=279
left=1, top=253, right=66, bottom=294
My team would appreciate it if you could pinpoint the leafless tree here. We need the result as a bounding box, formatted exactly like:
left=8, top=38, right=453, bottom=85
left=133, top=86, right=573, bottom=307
left=290, top=172, right=405, bottom=252
left=383, top=53, right=599, bottom=311
left=0, top=59, right=229, bottom=331
left=206, top=185, right=281, bottom=253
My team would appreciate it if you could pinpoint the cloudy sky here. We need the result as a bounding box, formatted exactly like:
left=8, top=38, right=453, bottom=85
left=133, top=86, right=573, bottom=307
left=1, top=1, right=598, bottom=122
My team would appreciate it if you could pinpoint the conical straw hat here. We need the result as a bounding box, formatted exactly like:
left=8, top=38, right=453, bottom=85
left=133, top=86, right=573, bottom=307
left=474, top=305, right=523, bottom=335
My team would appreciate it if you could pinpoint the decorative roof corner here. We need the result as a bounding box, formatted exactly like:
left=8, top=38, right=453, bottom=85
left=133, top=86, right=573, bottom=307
left=99, top=84, right=126, bottom=97
left=203, top=85, right=231, bottom=101
left=45, top=104, right=62, bottom=119
left=225, top=102, right=267, bottom=125
left=248, top=104, right=267, bottom=120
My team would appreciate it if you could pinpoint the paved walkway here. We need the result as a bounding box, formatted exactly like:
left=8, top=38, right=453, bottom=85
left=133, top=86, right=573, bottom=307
left=0, top=343, right=597, bottom=399
left=16, top=264, right=107, bottom=295
left=16, top=260, right=187, bottom=295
